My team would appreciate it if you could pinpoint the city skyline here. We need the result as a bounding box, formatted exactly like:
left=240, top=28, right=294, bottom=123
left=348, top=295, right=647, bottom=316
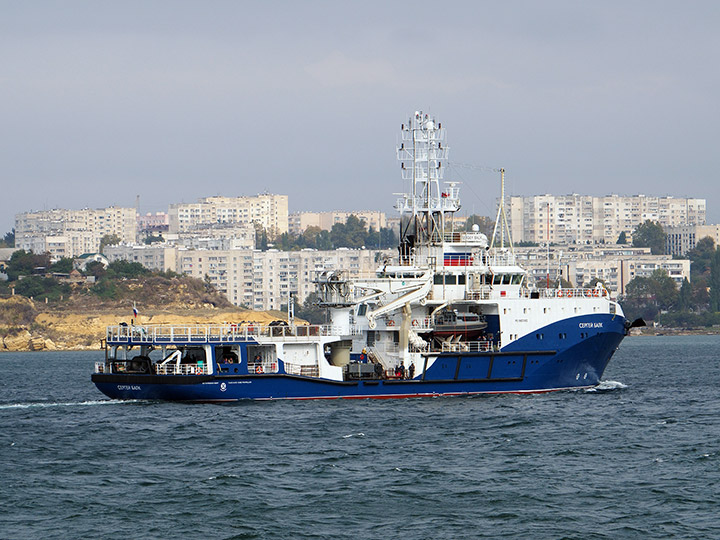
left=3, top=2, right=719, bottom=233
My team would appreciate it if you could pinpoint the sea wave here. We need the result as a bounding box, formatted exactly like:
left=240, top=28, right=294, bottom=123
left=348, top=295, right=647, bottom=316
left=585, top=380, right=628, bottom=393
left=0, top=399, right=140, bottom=410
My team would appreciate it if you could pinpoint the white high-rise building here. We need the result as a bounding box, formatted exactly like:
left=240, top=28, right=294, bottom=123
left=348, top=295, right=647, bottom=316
left=15, top=207, right=137, bottom=257
left=507, top=194, right=706, bottom=245
left=168, top=194, right=289, bottom=237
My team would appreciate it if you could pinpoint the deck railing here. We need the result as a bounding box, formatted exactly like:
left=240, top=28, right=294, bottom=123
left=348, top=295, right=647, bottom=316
left=94, top=361, right=207, bottom=375
left=524, top=288, right=609, bottom=299
left=248, top=361, right=278, bottom=374
left=106, top=323, right=354, bottom=344
left=440, top=340, right=493, bottom=353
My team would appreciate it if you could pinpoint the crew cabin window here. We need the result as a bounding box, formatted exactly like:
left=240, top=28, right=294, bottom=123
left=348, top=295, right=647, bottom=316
left=511, top=274, right=523, bottom=285
left=435, top=275, right=457, bottom=285
left=493, top=275, right=502, bottom=285
left=357, top=304, right=368, bottom=316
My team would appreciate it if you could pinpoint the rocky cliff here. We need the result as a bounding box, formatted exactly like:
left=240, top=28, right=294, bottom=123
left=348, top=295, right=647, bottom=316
left=0, top=296, right=289, bottom=352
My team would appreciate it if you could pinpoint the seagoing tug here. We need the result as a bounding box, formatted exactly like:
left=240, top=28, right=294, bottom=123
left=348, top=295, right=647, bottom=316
left=92, top=111, right=641, bottom=401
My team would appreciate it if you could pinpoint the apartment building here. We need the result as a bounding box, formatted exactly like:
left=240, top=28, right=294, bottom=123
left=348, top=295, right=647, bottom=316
left=665, top=224, right=720, bottom=256
left=177, top=248, right=256, bottom=307
left=168, top=194, right=288, bottom=236
left=104, top=244, right=179, bottom=273
left=289, top=211, right=387, bottom=234
left=137, top=212, right=169, bottom=233
left=508, top=194, right=706, bottom=245
left=107, top=241, right=388, bottom=311
left=515, top=245, right=690, bottom=296
left=15, top=207, right=136, bottom=257
left=250, top=248, right=385, bottom=311
left=175, top=223, right=256, bottom=251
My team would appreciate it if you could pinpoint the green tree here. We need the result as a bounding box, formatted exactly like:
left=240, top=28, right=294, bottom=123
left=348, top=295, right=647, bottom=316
left=84, top=260, right=107, bottom=279
left=330, top=215, right=367, bottom=248
left=5, top=250, right=51, bottom=281
left=49, top=257, right=73, bottom=274
left=379, top=227, right=397, bottom=249
left=688, top=236, right=716, bottom=278
left=0, top=229, right=14, bottom=248
left=678, top=278, right=692, bottom=311
left=295, top=292, right=326, bottom=325
left=616, top=231, right=627, bottom=244
left=632, top=220, right=666, bottom=255
left=92, top=279, right=118, bottom=299
left=13, top=276, right=71, bottom=301
left=99, top=234, right=121, bottom=254
left=623, top=269, right=679, bottom=320
left=649, top=268, right=679, bottom=311
left=709, top=250, right=720, bottom=312
left=254, top=223, right=268, bottom=250
left=105, top=260, right=150, bottom=279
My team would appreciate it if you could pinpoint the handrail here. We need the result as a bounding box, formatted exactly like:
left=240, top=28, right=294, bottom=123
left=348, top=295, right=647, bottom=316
left=440, top=340, right=493, bottom=353
left=95, top=360, right=207, bottom=375
left=106, top=323, right=350, bottom=343
left=523, top=287, right=609, bottom=299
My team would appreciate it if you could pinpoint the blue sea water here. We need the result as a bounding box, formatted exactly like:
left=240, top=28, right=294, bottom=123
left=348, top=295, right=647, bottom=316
left=1, top=336, right=720, bottom=540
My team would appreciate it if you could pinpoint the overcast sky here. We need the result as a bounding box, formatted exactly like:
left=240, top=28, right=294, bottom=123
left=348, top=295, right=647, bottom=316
left=2, top=1, right=719, bottom=233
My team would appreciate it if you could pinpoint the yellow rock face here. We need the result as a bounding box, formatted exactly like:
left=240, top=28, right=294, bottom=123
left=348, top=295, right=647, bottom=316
left=3, top=307, right=288, bottom=352
left=2, top=330, right=32, bottom=351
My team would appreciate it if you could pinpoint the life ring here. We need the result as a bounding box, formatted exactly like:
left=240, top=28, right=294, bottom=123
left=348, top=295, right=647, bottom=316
left=566, top=290, right=573, bottom=298
left=592, top=289, right=599, bottom=297
left=386, top=320, right=395, bottom=327
left=557, top=290, right=564, bottom=298
left=412, top=319, right=419, bottom=327
left=255, top=365, right=263, bottom=374
left=359, top=354, right=365, bottom=361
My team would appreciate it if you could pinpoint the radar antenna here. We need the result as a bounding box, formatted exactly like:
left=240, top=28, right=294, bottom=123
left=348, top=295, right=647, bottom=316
left=395, top=111, right=459, bottom=263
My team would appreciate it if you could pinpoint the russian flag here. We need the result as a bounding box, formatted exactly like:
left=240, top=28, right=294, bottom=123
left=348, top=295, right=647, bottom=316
left=444, top=253, right=472, bottom=266
left=133, top=305, right=138, bottom=318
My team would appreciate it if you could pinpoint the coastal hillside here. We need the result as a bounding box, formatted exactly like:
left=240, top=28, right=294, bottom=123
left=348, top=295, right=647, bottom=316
left=0, top=273, right=289, bottom=352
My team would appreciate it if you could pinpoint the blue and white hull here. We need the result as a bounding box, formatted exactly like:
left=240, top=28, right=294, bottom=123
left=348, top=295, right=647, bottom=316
left=92, top=315, right=625, bottom=401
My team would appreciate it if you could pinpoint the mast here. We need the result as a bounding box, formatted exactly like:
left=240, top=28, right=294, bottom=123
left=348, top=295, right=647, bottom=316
left=396, top=111, right=457, bottom=263
left=490, top=168, right=514, bottom=253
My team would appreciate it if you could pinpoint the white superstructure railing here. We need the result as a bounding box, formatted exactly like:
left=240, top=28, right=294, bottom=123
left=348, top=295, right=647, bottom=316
left=106, top=323, right=352, bottom=343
